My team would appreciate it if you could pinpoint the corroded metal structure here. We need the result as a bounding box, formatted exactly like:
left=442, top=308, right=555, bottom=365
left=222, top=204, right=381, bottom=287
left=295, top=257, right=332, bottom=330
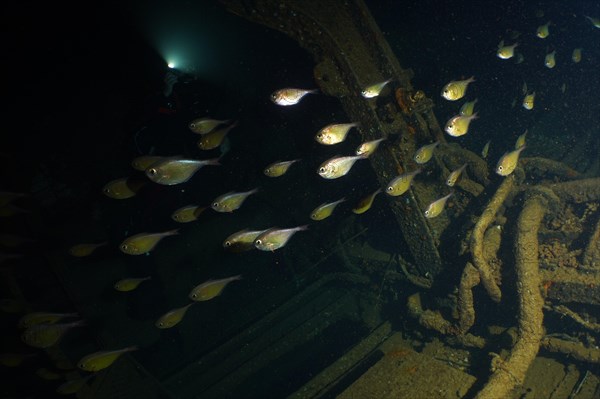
left=222, top=0, right=448, bottom=279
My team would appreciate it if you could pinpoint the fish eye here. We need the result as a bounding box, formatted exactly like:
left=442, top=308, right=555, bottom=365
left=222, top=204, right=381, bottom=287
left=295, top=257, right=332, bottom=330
left=386, top=186, right=393, bottom=192
left=103, top=188, right=110, bottom=194
left=319, top=167, right=326, bottom=173
left=425, top=210, right=430, bottom=216
left=190, top=123, right=195, bottom=128
left=224, top=241, right=231, bottom=247
left=255, top=239, right=262, bottom=245
left=498, top=165, right=504, bottom=171
left=148, top=168, right=157, bottom=175
left=191, top=293, right=197, bottom=299
left=120, top=244, right=128, bottom=251
left=212, top=202, right=219, bottom=208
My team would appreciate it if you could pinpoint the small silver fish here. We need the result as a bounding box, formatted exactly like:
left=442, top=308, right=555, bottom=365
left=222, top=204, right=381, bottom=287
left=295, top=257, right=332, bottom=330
left=497, top=40, right=518, bottom=59
left=315, top=123, right=358, bottom=145
left=188, top=117, right=230, bottom=135
left=441, top=77, right=475, bottom=101
left=496, top=146, right=526, bottom=176
left=318, top=155, right=366, bottom=179
left=414, top=141, right=440, bottom=164
left=271, top=88, right=317, bottom=106
left=264, top=159, right=300, bottom=177
left=446, top=164, right=467, bottom=187
left=223, top=229, right=268, bottom=252
left=146, top=158, right=220, bottom=185
left=424, top=193, right=453, bottom=218
left=481, top=140, right=491, bottom=159
left=211, top=189, right=259, bottom=213
left=189, top=275, right=242, bottom=301
left=386, top=169, right=421, bottom=196
left=361, top=79, right=392, bottom=98
left=310, top=198, right=346, bottom=221
left=254, top=225, right=308, bottom=251
left=356, top=138, right=385, bottom=157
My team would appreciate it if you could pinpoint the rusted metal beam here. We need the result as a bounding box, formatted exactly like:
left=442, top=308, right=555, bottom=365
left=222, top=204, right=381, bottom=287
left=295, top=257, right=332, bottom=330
left=221, top=0, right=444, bottom=278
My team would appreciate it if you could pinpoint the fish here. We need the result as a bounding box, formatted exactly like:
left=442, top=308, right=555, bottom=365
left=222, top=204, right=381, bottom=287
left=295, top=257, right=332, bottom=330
left=522, top=82, right=528, bottom=95
left=386, top=169, right=421, bottom=196
left=102, top=178, right=145, bottom=199
left=22, top=321, right=85, bottom=349
left=352, top=188, right=382, bottom=214
left=545, top=50, right=556, bottom=68
left=318, top=155, right=366, bottom=179
left=254, top=225, right=308, bottom=251
left=522, top=92, right=535, bottom=110
left=131, top=155, right=164, bottom=171
left=315, top=123, right=358, bottom=145
left=497, top=40, right=518, bottom=59
left=414, top=141, right=440, bottom=164
left=445, top=114, right=478, bottom=137
left=356, top=138, right=385, bottom=157
left=171, top=205, right=206, bottom=223
left=35, top=367, right=62, bottom=381
left=197, top=122, right=238, bottom=150
left=459, top=99, right=478, bottom=116
left=441, top=76, right=475, bottom=101
left=18, top=312, right=78, bottom=329
left=211, top=188, right=259, bottom=213
left=0, top=234, right=35, bottom=248
left=446, top=164, right=467, bottom=187
left=560, top=83, right=566, bottom=94
left=77, top=346, right=138, bottom=372
left=572, top=48, right=582, bottom=63
left=146, top=157, right=220, bottom=185
left=155, top=303, right=194, bottom=329
left=68, top=242, right=107, bottom=257
left=264, top=159, right=300, bottom=177
left=537, top=21, right=551, bottom=38
left=119, top=229, right=179, bottom=255
left=310, top=198, right=346, bottom=221
left=56, top=376, right=93, bottom=395
left=361, top=79, right=392, bottom=98
left=271, top=88, right=317, bottom=106
left=514, top=52, right=525, bottom=64
left=585, top=16, right=600, bottom=29
left=424, top=193, right=453, bottom=218
left=223, top=229, right=268, bottom=252
left=496, top=146, right=526, bottom=176
left=188, top=117, right=229, bottom=135
left=0, top=353, right=36, bottom=367
left=114, top=277, right=151, bottom=292
left=481, top=140, right=491, bottom=159
left=189, top=275, right=242, bottom=301
left=515, top=130, right=527, bottom=149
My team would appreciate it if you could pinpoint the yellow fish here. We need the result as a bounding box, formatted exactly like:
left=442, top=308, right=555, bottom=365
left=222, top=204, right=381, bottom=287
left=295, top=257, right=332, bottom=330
left=386, top=169, right=421, bottom=196
left=523, top=92, right=535, bottom=110
left=545, top=50, right=556, bottom=68
left=102, top=178, right=145, bottom=199
left=189, top=275, right=242, bottom=301
left=361, top=79, right=392, bottom=98
left=315, top=123, right=358, bottom=145
left=197, top=122, right=238, bottom=150
left=310, top=198, right=346, bottom=221
left=446, top=164, right=467, bottom=187
left=119, top=229, right=179, bottom=255
left=22, top=321, right=85, bottom=349
left=318, top=155, right=367, bottom=179
left=481, top=140, right=491, bottom=159
left=223, top=229, right=267, bottom=252
left=171, top=205, right=206, bottom=223
left=188, top=117, right=229, bottom=135
left=211, top=188, right=259, bottom=213
left=445, top=114, right=478, bottom=137
left=264, top=159, right=300, bottom=177
left=18, top=312, right=77, bottom=329
left=155, top=303, right=194, bottom=329
left=68, top=242, right=107, bottom=257
left=459, top=99, right=478, bottom=116
left=496, top=40, right=518, bottom=59
left=537, top=21, right=551, bottom=38
left=356, top=138, right=385, bottom=157
left=146, top=158, right=220, bottom=185
left=78, top=346, right=138, bottom=372
left=352, top=188, right=382, bottom=214
left=56, top=376, right=93, bottom=395
left=414, top=141, right=440, bottom=164
left=496, top=146, right=526, bottom=176
left=515, top=130, right=527, bottom=149
left=585, top=15, right=600, bottom=29
left=441, top=76, right=475, bottom=101
left=0, top=353, right=36, bottom=367
left=271, top=88, right=317, bottom=106
left=131, top=155, right=164, bottom=172
left=572, top=48, right=582, bottom=63
left=424, top=193, right=453, bottom=219
left=254, top=226, right=308, bottom=251
left=114, top=277, right=151, bottom=292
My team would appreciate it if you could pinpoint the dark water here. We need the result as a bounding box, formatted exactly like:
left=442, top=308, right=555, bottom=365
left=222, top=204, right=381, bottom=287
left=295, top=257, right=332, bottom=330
left=2, top=1, right=600, bottom=398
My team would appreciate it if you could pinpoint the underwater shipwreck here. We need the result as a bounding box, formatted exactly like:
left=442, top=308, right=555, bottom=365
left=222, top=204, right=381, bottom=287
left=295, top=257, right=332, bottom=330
left=3, top=1, right=600, bottom=398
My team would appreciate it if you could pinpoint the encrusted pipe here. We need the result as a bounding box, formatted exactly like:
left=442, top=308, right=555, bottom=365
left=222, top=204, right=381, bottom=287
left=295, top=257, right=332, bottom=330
left=470, top=173, right=521, bottom=302
left=474, top=194, right=546, bottom=399
left=457, top=262, right=480, bottom=334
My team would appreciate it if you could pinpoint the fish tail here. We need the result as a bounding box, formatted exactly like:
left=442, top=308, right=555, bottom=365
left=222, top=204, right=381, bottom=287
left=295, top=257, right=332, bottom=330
left=308, top=89, right=319, bottom=94
left=124, top=345, right=139, bottom=353
left=297, top=224, right=310, bottom=231
left=468, top=75, right=476, bottom=82
left=232, top=274, right=243, bottom=281
left=205, top=158, right=221, bottom=166
left=165, top=229, right=180, bottom=236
